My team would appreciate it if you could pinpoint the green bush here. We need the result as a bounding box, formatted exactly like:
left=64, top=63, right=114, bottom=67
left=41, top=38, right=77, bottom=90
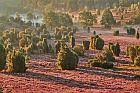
left=57, top=45, right=79, bottom=70
left=42, top=38, right=49, bottom=53
left=100, top=62, right=114, bottom=69
left=134, top=56, right=140, bottom=67
left=73, top=45, right=84, bottom=56
left=70, top=36, right=75, bottom=48
left=6, top=50, right=27, bottom=73
left=19, top=38, right=27, bottom=48
left=55, top=41, right=61, bottom=54
left=88, top=59, right=101, bottom=67
left=136, top=31, right=140, bottom=39
left=113, top=30, right=119, bottom=36
left=62, top=35, right=69, bottom=42
left=0, top=44, right=6, bottom=70
left=97, top=48, right=115, bottom=62
left=109, top=42, right=120, bottom=56
left=129, top=46, right=137, bottom=62
left=126, top=46, right=131, bottom=57
left=90, top=36, right=95, bottom=49
left=88, top=59, right=114, bottom=69
left=40, top=34, right=51, bottom=40
left=82, top=41, right=90, bottom=50
left=127, top=27, right=136, bottom=35
left=91, top=35, right=104, bottom=50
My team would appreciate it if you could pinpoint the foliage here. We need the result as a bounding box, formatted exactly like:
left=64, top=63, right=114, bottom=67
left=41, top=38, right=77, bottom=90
left=128, top=46, right=137, bottom=62
left=88, top=58, right=114, bottom=69
left=113, top=30, right=119, bottom=36
left=44, top=11, right=73, bottom=28
left=55, top=41, right=61, bottom=54
left=19, top=38, right=27, bottom=48
left=128, top=13, right=140, bottom=25
left=57, top=44, right=79, bottom=70
left=27, top=12, right=34, bottom=20
left=134, top=56, right=140, bottom=67
left=70, top=36, right=75, bottom=48
left=126, top=27, right=136, bottom=35
left=98, top=48, right=115, bottom=62
left=109, top=42, right=121, bottom=56
left=0, top=44, right=6, bottom=70
left=100, top=9, right=116, bottom=28
left=79, top=10, right=96, bottom=27
left=82, top=41, right=90, bottom=50
left=6, top=50, right=27, bottom=73
left=37, top=38, right=49, bottom=54
left=93, top=35, right=104, bottom=50
left=136, top=31, right=140, bottom=39
left=73, top=45, right=84, bottom=56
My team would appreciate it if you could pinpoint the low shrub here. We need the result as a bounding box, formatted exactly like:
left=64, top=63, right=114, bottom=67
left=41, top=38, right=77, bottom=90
left=109, top=42, right=121, bottom=56
left=97, top=48, right=115, bottom=62
left=134, top=56, right=140, bottom=67
left=82, top=41, right=90, bottom=50
left=90, top=35, right=104, bottom=50
left=88, top=59, right=114, bottom=69
left=73, top=45, right=84, bottom=56
left=113, top=30, right=119, bottom=36
left=129, top=46, right=137, bottom=62
left=136, top=31, right=140, bottom=39
left=6, top=50, right=28, bottom=73
left=0, top=44, right=6, bottom=70
left=127, top=27, right=136, bottom=35
left=70, top=36, right=75, bottom=48
left=57, top=45, right=79, bottom=70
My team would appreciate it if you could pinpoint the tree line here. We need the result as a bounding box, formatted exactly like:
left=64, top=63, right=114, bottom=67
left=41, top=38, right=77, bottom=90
left=22, top=0, right=140, bottom=12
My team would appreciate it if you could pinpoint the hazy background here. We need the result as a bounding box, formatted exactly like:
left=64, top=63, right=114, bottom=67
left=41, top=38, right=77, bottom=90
left=0, top=0, right=140, bottom=15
